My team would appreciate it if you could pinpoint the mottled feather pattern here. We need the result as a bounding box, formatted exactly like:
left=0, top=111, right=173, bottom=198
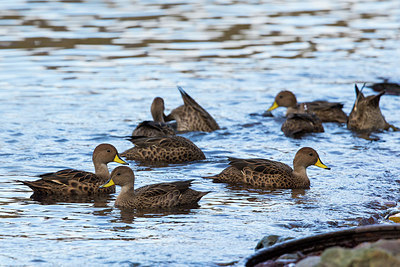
left=205, top=158, right=306, bottom=189
left=166, top=87, right=220, bottom=132
left=204, top=148, right=328, bottom=189
left=227, top=158, right=298, bottom=188
left=19, top=169, right=115, bottom=195
left=121, top=136, right=205, bottom=163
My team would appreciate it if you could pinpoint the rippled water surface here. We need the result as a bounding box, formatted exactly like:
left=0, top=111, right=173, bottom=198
left=1, top=0, right=400, bottom=265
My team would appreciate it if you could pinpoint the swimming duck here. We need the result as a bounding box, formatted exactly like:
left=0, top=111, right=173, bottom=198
left=267, top=90, right=348, bottom=123
left=132, top=97, right=176, bottom=137
left=348, top=84, right=398, bottom=134
left=101, top=166, right=209, bottom=210
left=121, top=136, right=205, bottom=163
left=165, top=86, right=220, bottom=132
left=369, top=80, right=400, bottom=96
left=281, top=113, right=324, bottom=138
left=18, top=144, right=128, bottom=196
left=203, top=147, right=330, bottom=189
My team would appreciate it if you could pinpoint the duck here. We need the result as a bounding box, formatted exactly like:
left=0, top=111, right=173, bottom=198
left=132, top=97, right=176, bottom=137
left=121, top=136, right=205, bottom=163
left=348, top=84, right=398, bottom=134
left=203, top=147, right=330, bottom=189
left=267, top=90, right=348, bottom=123
left=281, top=113, right=324, bottom=138
left=18, top=144, right=128, bottom=196
left=165, top=86, right=220, bottom=132
left=368, top=80, right=400, bottom=96
left=101, top=166, right=209, bottom=210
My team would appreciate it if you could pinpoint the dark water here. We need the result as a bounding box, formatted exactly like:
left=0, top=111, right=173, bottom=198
left=1, top=0, right=400, bottom=265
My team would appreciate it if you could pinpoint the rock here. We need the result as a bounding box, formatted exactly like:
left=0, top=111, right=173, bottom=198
left=296, top=256, right=320, bottom=267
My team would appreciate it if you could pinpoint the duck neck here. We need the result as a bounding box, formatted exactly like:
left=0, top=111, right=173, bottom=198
left=116, top=184, right=135, bottom=205
left=94, top=162, right=110, bottom=181
left=151, top=105, right=166, bottom=122
left=286, top=100, right=301, bottom=114
left=152, top=112, right=166, bottom=123
left=292, top=164, right=310, bottom=187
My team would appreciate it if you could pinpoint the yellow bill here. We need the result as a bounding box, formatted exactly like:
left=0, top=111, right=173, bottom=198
left=389, top=213, right=400, bottom=223
left=267, top=101, right=279, bottom=111
left=101, top=179, right=115, bottom=188
left=114, top=154, right=128, bottom=165
left=315, top=158, right=330, bottom=170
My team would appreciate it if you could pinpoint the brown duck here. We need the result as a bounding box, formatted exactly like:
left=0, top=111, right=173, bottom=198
left=121, top=136, right=205, bottom=163
left=267, top=90, right=347, bottom=123
left=18, top=144, right=128, bottom=196
left=348, top=84, right=398, bottom=133
left=204, top=147, right=330, bottom=189
left=165, top=86, right=220, bottom=132
left=281, top=113, right=324, bottom=138
left=132, top=97, right=175, bottom=137
left=101, top=166, right=209, bottom=210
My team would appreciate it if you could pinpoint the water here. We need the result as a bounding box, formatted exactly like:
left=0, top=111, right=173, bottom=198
left=1, top=0, right=400, bottom=265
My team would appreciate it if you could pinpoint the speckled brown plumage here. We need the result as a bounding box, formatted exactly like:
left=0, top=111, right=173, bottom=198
left=132, top=97, right=176, bottom=137
left=17, top=144, right=128, bottom=196
left=267, top=90, right=348, bottom=123
left=204, top=147, right=330, bottom=189
left=121, top=136, right=206, bottom=163
left=165, top=86, right=220, bottom=132
left=102, top=166, right=209, bottom=210
left=281, top=113, right=324, bottom=138
left=347, top=84, right=397, bottom=133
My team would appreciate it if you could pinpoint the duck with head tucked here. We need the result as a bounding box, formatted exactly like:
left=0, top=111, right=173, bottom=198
left=132, top=97, right=176, bottom=137
left=267, top=90, right=348, bottom=123
left=101, top=166, right=209, bottom=210
left=121, top=136, right=205, bottom=163
left=165, top=86, right=220, bottom=132
left=18, top=144, right=128, bottom=196
left=281, top=113, right=324, bottom=138
left=348, top=84, right=398, bottom=134
left=204, top=147, right=330, bottom=189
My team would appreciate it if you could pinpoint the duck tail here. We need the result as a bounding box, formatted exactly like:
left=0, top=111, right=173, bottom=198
left=17, top=180, right=51, bottom=194
left=202, top=174, right=219, bottom=179
left=198, top=191, right=211, bottom=199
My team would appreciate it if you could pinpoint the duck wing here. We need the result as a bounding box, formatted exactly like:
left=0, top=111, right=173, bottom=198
left=39, top=169, right=99, bottom=185
left=228, top=157, right=293, bottom=176
left=177, top=86, right=220, bottom=129
left=134, top=180, right=194, bottom=197
left=127, top=136, right=193, bottom=148
left=305, top=101, right=344, bottom=111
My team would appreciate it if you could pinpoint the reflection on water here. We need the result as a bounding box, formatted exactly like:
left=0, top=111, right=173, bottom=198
left=1, top=0, right=400, bottom=265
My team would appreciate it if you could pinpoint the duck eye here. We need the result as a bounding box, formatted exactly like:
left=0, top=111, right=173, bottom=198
left=107, top=150, right=111, bottom=153
left=279, top=95, right=283, bottom=99
left=309, top=153, right=313, bottom=156
left=117, top=173, right=121, bottom=176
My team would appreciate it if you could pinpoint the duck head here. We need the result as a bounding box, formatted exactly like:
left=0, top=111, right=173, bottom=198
left=267, top=90, right=298, bottom=111
left=101, top=166, right=135, bottom=188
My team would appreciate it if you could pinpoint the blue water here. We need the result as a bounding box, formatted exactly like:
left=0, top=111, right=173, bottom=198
left=1, top=0, right=400, bottom=265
